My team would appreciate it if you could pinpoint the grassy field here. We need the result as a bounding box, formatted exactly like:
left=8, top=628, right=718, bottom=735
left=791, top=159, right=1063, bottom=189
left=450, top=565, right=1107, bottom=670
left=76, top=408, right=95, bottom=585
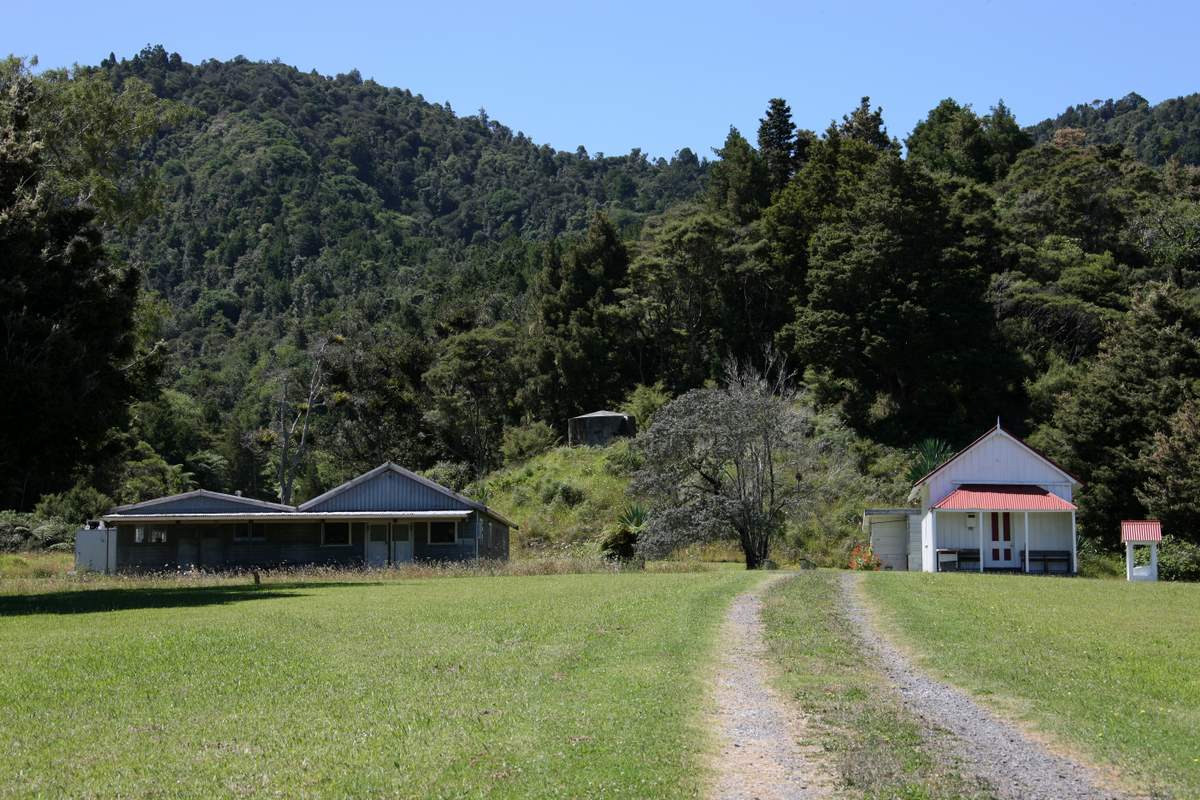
left=862, top=572, right=1200, bottom=798
left=761, top=571, right=988, bottom=799
left=0, top=570, right=760, bottom=798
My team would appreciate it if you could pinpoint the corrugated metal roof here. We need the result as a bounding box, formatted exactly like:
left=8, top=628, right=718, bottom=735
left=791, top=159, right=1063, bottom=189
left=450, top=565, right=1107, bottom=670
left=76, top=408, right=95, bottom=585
left=571, top=410, right=629, bottom=419
left=932, top=484, right=1076, bottom=511
left=1121, top=520, right=1163, bottom=542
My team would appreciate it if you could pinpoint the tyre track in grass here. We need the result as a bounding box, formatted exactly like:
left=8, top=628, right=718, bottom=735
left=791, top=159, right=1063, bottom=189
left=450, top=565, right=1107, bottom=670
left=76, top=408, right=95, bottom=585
left=708, top=573, right=838, bottom=800
left=839, top=572, right=1132, bottom=800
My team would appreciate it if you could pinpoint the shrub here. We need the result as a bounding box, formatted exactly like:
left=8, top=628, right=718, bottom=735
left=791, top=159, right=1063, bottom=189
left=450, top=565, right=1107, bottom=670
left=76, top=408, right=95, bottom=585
left=500, top=420, right=559, bottom=465
left=601, top=504, right=647, bottom=562
left=848, top=543, right=881, bottom=571
left=537, top=479, right=584, bottom=507
left=421, top=461, right=474, bottom=492
left=35, top=482, right=112, bottom=525
left=1159, top=535, right=1200, bottom=582
left=621, top=382, right=671, bottom=431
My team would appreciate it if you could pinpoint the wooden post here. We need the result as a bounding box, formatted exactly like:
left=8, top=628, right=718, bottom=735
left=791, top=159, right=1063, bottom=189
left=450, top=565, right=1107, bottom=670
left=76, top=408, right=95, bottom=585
left=1024, top=511, right=1030, bottom=574
left=1126, top=541, right=1135, bottom=581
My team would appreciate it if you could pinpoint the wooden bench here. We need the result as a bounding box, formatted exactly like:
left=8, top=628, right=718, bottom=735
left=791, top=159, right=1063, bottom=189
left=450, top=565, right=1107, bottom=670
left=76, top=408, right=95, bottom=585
left=1021, top=549, right=1073, bottom=574
left=936, top=548, right=980, bottom=572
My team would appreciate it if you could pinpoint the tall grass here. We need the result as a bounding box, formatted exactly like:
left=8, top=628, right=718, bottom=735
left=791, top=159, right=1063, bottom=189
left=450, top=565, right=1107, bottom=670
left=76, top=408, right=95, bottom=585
left=0, top=554, right=718, bottom=596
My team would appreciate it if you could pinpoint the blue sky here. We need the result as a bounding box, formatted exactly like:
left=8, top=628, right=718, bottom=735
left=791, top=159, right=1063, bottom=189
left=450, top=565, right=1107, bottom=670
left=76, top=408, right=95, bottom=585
left=7, top=0, right=1198, bottom=159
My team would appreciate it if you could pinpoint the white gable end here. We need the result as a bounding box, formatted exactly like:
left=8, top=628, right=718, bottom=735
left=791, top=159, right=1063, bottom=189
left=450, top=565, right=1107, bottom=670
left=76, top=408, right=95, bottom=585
left=925, top=430, right=1074, bottom=507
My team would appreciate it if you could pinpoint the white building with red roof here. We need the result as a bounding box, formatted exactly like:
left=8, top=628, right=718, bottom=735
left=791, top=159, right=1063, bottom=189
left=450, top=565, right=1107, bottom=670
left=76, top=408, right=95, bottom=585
left=863, top=421, right=1080, bottom=574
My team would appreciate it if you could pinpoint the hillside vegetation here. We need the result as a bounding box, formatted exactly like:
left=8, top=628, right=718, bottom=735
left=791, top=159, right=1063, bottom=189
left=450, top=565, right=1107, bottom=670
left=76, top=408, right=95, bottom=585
left=1028, top=91, right=1200, bottom=165
left=4, top=49, right=1200, bottom=563
left=477, top=443, right=636, bottom=554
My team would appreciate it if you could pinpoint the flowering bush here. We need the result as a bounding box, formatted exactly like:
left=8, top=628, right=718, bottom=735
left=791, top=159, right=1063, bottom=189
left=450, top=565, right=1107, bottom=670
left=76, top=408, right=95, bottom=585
left=848, top=543, right=882, bottom=571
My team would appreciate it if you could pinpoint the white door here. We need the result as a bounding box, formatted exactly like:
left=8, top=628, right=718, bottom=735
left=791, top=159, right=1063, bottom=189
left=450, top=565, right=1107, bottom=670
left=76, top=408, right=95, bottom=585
left=391, top=523, right=413, bottom=563
left=870, top=519, right=908, bottom=571
left=986, top=512, right=1016, bottom=568
left=366, top=523, right=389, bottom=567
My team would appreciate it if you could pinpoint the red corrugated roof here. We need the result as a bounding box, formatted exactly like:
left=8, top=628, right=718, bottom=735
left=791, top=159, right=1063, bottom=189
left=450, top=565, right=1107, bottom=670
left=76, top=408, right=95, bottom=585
left=1121, top=520, right=1162, bottom=542
left=932, top=484, right=1077, bottom=511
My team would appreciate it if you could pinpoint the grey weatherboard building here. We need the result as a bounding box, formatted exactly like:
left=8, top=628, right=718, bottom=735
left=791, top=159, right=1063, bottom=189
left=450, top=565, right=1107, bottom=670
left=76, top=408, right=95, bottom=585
left=76, top=463, right=514, bottom=573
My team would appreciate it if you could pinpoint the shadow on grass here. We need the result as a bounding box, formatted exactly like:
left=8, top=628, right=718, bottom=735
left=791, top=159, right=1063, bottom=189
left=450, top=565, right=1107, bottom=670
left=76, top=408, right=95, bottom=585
left=0, top=583, right=346, bottom=616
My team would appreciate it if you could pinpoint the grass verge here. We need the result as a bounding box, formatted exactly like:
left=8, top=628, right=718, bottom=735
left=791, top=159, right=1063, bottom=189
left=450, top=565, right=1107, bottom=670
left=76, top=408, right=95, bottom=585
left=761, top=571, right=989, bottom=799
left=0, top=570, right=759, bottom=798
left=862, top=571, right=1200, bottom=798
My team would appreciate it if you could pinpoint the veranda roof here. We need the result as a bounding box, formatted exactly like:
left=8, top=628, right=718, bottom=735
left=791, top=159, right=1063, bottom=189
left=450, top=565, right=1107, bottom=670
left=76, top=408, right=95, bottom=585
left=1121, top=520, right=1163, bottom=543
left=932, top=484, right=1077, bottom=512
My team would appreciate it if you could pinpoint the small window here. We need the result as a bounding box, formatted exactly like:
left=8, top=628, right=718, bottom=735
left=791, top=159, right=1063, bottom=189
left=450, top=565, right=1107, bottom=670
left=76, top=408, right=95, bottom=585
left=428, top=521, right=457, bottom=545
left=135, top=526, right=146, bottom=544
left=234, top=522, right=265, bottom=542
left=150, top=527, right=167, bottom=544
left=322, top=522, right=351, bottom=546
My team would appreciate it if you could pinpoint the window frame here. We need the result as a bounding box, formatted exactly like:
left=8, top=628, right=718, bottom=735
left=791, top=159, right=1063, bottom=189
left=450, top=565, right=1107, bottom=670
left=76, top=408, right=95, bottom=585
left=135, top=526, right=167, bottom=544
left=321, top=521, right=353, bottom=547
left=427, top=520, right=459, bottom=546
left=233, top=521, right=266, bottom=543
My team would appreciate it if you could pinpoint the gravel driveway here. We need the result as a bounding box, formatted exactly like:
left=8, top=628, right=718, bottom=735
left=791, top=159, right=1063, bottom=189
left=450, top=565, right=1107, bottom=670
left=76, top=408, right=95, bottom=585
left=708, top=573, right=837, bottom=800
left=839, top=572, right=1130, bottom=800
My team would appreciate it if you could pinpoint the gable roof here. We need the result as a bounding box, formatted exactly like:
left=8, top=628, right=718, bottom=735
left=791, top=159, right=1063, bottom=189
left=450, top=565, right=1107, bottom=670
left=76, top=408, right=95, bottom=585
left=1121, top=520, right=1162, bottom=542
left=108, top=489, right=295, bottom=515
left=912, top=421, right=1080, bottom=489
left=297, top=462, right=517, bottom=528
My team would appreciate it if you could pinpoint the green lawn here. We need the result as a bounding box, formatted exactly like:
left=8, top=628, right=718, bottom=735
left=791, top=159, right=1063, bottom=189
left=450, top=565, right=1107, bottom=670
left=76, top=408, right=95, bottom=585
left=862, top=572, right=1200, bottom=798
left=0, top=571, right=759, bottom=798
left=761, top=571, right=988, bottom=799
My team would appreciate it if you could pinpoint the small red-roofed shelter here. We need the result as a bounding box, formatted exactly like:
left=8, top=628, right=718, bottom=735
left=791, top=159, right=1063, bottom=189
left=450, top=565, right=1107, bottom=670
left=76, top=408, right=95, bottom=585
left=1121, top=520, right=1162, bottom=582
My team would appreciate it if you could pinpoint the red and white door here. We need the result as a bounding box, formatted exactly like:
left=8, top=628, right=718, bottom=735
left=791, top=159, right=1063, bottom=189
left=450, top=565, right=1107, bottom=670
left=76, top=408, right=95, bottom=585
left=988, top=512, right=1015, bottom=568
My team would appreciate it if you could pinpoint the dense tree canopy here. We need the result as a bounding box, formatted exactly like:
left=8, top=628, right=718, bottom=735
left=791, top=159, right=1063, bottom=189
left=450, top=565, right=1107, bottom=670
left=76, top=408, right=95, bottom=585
left=6, top=45, right=1200, bottom=555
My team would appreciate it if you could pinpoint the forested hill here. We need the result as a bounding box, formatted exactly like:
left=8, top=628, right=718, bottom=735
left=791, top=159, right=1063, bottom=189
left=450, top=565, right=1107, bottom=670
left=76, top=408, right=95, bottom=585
left=6, top=47, right=1200, bottom=556
left=104, top=47, right=705, bottom=334
left=1028, top=92, right=1200, bottom=165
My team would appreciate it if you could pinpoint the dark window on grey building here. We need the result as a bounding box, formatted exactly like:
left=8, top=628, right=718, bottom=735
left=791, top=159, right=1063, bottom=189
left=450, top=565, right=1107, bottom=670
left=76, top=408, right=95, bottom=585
left=322, top=522, right=351, bottom=546
left=428, top=521, right=457, bottom=545
left=234, top=522, right=265, bottom=542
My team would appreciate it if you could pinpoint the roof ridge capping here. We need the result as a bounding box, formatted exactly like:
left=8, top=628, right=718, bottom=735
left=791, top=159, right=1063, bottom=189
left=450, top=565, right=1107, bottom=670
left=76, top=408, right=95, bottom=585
left=108, top=488, right=296, bottom=514
left=910, top=420, right=1080, bottom=489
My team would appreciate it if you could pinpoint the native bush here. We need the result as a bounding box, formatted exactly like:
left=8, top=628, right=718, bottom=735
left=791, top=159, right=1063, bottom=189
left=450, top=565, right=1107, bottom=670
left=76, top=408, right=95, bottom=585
left=500, top=419, right=559, bottom=465
left=1159, top=535, right=1200, bottom=582
left=34, top=482, right=112, bottom=525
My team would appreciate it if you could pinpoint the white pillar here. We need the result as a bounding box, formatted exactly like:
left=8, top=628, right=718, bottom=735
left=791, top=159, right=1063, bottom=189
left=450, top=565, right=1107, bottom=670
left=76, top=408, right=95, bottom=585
left=1126, top=541, right=1135, bottom=581
left=979, top=513, right=984, bottom=572
left=1150, top=542, right=1159, bottom=581
left=931, top=511, right=938, bottom=571
left=1070, top=510, right=1078, bottom=575
left=1024, top=511, right=1030, bottom=573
